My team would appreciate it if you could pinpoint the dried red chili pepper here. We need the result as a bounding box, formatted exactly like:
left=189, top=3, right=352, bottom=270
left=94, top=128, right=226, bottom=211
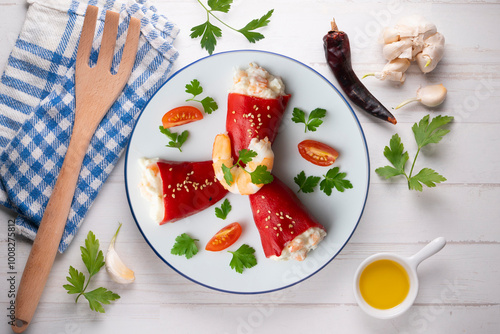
left=323, top=19, right=397, bottom=125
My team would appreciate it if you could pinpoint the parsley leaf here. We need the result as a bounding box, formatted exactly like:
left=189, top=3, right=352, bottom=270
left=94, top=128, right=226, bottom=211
left=84, top=287, right=120, bottom=313
left=375, top=134, right=409, bottom=179
left=215, top=198, right=232, bottom=220
left=238, top=9, right=274, bottom=43
left=191, top=1, right=273, bottom=55
left=412, top=114, right=454, bottom=148
left=294, top=171, right=321, bottom=193
left=409, top=168, right=447, bottom=191
left=171, top=233, right=199, bottom=259
left=228, top=244, right=257, bottom=274
left=222, top=163, right=233, bottom=185
left=250, top=165, right=273, bottom=185
left=80, top=231, right=105, bottom=277
left=200, top=96, right=218, bottom=114
left=238, top=149, right=258, bottom=164
left=291, top=107, right=327, bottom=132
left=63, top=231, right=119, bottom=313
left=63, top=266, right=85, bottom=295
left=222, top=149, right=273, bottom=187
left=320, top=167, right=353, bottom=195
left=185, top=79, right=203, bottom=97
left=185, top=79, right=218, bottom=114
left=208, top=0, right=232, bottom=13
left=376, top=114, right=453, bottom=191
left=159, top=126, right=189, bottom=152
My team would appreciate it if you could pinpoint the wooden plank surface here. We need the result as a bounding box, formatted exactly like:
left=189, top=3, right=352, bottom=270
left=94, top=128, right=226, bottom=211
left=0, top=0, right=499, bottom=333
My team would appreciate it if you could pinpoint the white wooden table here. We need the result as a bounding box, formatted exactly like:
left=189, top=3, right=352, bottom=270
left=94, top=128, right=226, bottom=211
left=1, top=1, right=499, bottom=333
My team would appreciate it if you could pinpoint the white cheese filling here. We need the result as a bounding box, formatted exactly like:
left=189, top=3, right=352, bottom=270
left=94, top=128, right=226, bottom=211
left=138, top=158, right=164, bottom=223
left=230, top=63, right=286, bottom=99
left=270, top=227, right=327, bottom=261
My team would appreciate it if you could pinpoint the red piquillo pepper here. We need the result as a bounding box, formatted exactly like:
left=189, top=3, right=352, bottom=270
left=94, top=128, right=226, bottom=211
left=323, top=19, right=397, bottom=125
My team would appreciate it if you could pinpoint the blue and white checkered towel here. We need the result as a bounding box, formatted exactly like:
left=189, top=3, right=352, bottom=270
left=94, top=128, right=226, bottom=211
left=0, top=0, right=179, bottom=252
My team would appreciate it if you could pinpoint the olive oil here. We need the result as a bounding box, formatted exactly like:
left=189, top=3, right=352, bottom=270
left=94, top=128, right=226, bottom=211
left=359, top=259, right=410, bottom=310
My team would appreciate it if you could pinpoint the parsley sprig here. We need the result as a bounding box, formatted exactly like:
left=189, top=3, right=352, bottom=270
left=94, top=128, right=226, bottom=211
left=228, top=244, right=257, bottom=274
left=191, top=0, right=274, bottom=55
left=294, top=168, right=353, bottom=195
left=159, top=126, right=189, bottom=152
left=376, top=114, right=453, bottom=191
left=171, top=233, right=199, bottom=259
left=63, top=231, right=120, bottom=313
left=215, top=198, right=232, bottom=220
left=291, top=107, right=327, bottom=133
left=222, top=149, right=273, bottom=186
left=185, top=79, right=218, bottom=114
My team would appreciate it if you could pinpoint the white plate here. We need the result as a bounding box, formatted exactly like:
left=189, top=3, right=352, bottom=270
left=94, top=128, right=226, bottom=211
left=125, top=50, right=369, bottom=294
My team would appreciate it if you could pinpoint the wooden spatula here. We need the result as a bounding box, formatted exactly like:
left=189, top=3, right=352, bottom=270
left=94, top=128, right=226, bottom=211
left=12, top=6, right=140, bottom=333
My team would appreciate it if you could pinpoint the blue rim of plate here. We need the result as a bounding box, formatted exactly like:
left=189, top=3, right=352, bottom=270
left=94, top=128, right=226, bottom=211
left=124, top=49, right=370, bottom=294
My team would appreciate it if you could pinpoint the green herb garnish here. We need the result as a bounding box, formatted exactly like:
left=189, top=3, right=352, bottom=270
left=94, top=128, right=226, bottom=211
left=190, top=0, right=273, bottom=55
left=185, top=79, right=218, bottom=114
left=320, top=167, right=353, bottom=195
left=222, top=149, right=273, bottom=186
left=376, top=114, right=453, bottom=191
left=291, top=107, right=327, bottom=133
left=171, top=233, right=199, bottom=259
left=228, top=244, right=257, bottom=274
left=63, top=231, right=120, bottom=313
left=215, top=198, right=232, bottom=220
left=294, top=171, right=321, bottom=193
left=159, top=126, right=189, bottom=152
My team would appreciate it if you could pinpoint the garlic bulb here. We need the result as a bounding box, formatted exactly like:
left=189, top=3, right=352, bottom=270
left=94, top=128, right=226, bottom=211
left=106, top=223, right=135, bottom=284
left=395, top=84, right=447, bottom=109
left=369, top=15, right=445, bottom=82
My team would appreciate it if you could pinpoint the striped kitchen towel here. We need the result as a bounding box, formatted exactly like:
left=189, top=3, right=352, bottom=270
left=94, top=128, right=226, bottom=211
left=0, top=0, right=179, bottom=252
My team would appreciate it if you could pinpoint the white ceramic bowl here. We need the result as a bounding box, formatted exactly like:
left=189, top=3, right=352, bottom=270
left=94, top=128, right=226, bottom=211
left=353, top=237, right=446, bottom=319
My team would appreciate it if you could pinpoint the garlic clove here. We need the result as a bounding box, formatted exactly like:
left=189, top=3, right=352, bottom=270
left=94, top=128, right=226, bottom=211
left=106, top=223, right=135, bottom=284
left=395, top=83, right=447, bottom=109
left=363, top=59, right=410, bottom=83
left=382, top=27, right=400, bottom=44
left=417, top=83, right=447, bottom=107
left=383, top=38, right=413, bottom=60
left=416, top=33, right=445, bottom=73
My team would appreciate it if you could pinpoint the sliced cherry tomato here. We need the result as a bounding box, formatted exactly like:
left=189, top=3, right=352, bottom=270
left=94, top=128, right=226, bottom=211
left=161, top=106, right=203, bottom=128
left=205, top=222, right=242, bottom=252
left=298, top=139, right=339, bottom=166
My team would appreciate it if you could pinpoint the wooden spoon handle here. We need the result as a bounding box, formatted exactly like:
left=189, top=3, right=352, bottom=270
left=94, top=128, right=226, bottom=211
left=12, top=127, right=92, bottom=333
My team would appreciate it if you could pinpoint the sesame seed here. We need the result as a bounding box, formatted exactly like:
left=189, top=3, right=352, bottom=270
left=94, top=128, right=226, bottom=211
left=276, top=233, right=279, bottom=237
left=232, top=111, right=236, bottom=114
left=172, top=194, right=175, bottom=198
left=267, top=114, right=271, bottom=118
left=267, top=106, right=270, bottom=110
left=289, top=224, right=293, bottom=228
left=291, top=231, right=294, bottom=234
left=257, top=210, right=260, bottom=213
left=277, top=223, right=281, bottom=226
left=265, top=226, right=269, bottom=228
left=262, top=196, right=265, bottom=199
left=168, top=185, right=171, bottom=189
left=286, top=215, right=292, bottom=219
left=273, top=227, right=277, bottom=230
left=169, top=168, right=173, bottom=171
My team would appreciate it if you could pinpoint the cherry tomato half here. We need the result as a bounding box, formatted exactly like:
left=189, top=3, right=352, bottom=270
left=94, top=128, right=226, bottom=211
left=298, top=139, right=339, bottom=166
left=205, top=222, right=242, bottom=252
left=161, top=106, right=203, bottom=128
